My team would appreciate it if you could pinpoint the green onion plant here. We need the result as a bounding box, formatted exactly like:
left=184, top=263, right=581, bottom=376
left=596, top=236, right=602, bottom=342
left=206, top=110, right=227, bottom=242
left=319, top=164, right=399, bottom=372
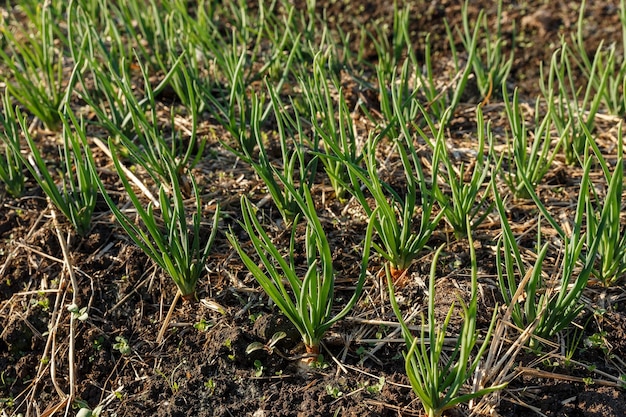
left=388, top=228, right=504, bottom=417
left=197, top=0, right=305, bottom=157
left=0, top=3, right=69, bottom=130
left=204, top=45, right=257, bottom=157
left=436, top=3, right=483, bottom=125
left=90, top=138, right=220, bottom=300
left=268, top=84, right=317, bottom=219
left=500, top=85, right=563, bottom=199
left=0, top=93, right=26, bottom=197
left=14, top=108, right=96, bottom=236
left=69, top=41, right=130, bottom=135
left=371, top=2, right=478, bottom=126
left=540, top=42, right=611, bottom=165
left=428, top=105, right=492, bottom=239
left=67, top=1, right=140, bottom=132
left=300, top=52, right=363, bottom=201
left=77, top=52, right=202, bottom=184
left=493, top=155, right=606, bottom=343
left=155, top=18, right=205, bottom=115
left=336, top=59, right=444, bottom=279
left=459, top=0, right=514, bottom=100
left=582, top=122, right=626, bottom=286
left=420, top=33, right=449, bottom=122
left=344, top=123, right=443, bottom=281
left=265, top=83, right=319, bottom=223
left=572, top=0, right=626, bottom=116
left=368, top=4, right=411, bottom=80
left=228, top=185, right=375, bottom=358
left=375, top=59, right=421, bottom=143
left=69, top=0, right=205, bottom=175
left=119, top=56, right=205, bottom=176
left=225, top=83, right=317, bottom=224
left=110, top=0, right=167, bottom=72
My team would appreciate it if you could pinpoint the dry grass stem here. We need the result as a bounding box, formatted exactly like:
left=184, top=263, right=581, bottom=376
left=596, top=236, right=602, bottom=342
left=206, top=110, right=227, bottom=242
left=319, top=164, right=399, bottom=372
left=92, top=137, right=160, bottom=207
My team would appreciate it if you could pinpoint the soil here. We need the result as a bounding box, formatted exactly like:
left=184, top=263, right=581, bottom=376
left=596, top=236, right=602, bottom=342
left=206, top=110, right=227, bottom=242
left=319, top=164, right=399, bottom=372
left=1, top=1, right=626, bottom=417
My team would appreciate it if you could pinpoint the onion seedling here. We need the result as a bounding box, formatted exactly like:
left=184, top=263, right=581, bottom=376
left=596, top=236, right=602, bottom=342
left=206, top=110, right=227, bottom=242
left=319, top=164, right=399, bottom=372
left=342, top=74, right=444, bottom=282
left=539, top=43, right=610, bottom=165
left=0, top=3, right=68, bottom=130
left=0, top=92, right=26, bottom=197
left=494, top=154, right=606, bottom=343
left=90, top=138, right=220, bottom=300
left=14, top=107, right=96, bottom=236
left=582, top=122, right=626, bottom=286
left=572, top=0, right=626, bottom=116
left=299, top=52, right=363, bottom=202
left=388, top=223, right=503, bottom=417
left=343, top=129, right=443, bottom=284
left=459, top=0, right=513, bottom=100
left=228, top=185, right=375, bottom=359
left=222, top=86, right=317, bottom=224
left=427, top=105, right=492, bottom=239
left=500, top=85, right=564, bottom=199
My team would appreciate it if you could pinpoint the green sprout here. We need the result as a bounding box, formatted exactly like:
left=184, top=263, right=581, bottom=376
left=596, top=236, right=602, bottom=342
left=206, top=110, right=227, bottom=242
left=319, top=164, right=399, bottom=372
left=343, top=125, right=443, bottom=283
left=428, top=105, right=493, bottom=239
left=0, top=92, right=26, bottom=197
left=500, top=85, right=563, bottom=199
left=0, top=3, right=68, bottom=130
left=90, top=138, right=220, bottom=300
left=494, top=153, right=606, bottom=343
left=113, top=336, right=131, bottom=355
left=228, top=184, right=375, bottom=359
left=15, top=107, right=96, bottom=236
left=388, top=223, right=504, bottom=417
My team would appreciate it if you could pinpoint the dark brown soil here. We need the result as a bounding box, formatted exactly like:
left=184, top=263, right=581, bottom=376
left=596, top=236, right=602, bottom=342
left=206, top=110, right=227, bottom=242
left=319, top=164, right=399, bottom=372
left=1, top=1, right=626, bottom=417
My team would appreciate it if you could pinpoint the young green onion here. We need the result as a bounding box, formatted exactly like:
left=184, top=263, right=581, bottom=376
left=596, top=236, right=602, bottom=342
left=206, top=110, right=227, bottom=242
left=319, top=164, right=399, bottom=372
left=0, top=92, right=26, bottom=197
left=228, top=184, right=375, bottom=359
left=428, top=105, right=492, bottom=239
left=15, top=107, right=96, bottom=236
left=90, top=138, right=220, bottom=300
left=388, top=221, right=504, bottom=417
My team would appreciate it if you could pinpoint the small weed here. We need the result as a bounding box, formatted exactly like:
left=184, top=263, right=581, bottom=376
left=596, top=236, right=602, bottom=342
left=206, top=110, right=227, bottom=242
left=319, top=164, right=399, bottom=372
left=584, top=332, right=609, bottom=355
left=156, top=361, right=185, bottom=394
left=113, top=336, right=131, bottom=355
left=308, top=355, right=330, bottom=370
left=249, top=312, right=262, bottom=323
left=355, top=346, right=367, bottom=359
left=325, top=384, right=343, bottom=399
left=0, top=396, right=15, bottom=408
left=223, top=339, right=235, bottom=361
left=253, top=359, right=264, bottom=377
left=31, top=293, right=50, bottom=311
left=92, top=337, right=104, bottom=351
left=376, top=325, right=388, bottom=340
left=194, top=318, right=213, bottom=332
left=362, top=377, right=385, bottom=395
left=246, top=332, right=286, bottom=355
left=67, top=303, right=89, bottom=322
left=204, top=378, right=216, bottom=395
